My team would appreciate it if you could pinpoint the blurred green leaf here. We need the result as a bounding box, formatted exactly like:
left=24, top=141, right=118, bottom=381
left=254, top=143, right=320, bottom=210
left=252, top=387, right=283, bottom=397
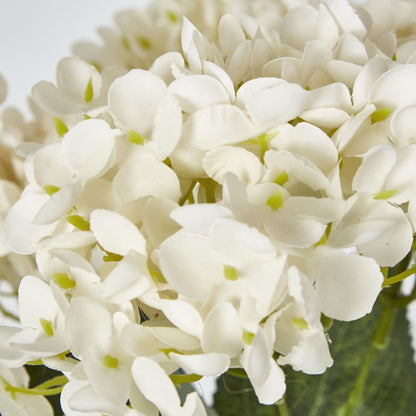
left=214, top=303, right=416, bottom=415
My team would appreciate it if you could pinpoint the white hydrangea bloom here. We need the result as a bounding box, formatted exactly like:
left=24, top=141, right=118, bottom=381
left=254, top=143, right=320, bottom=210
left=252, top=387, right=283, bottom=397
left=2, top=0, right=416, bottom=414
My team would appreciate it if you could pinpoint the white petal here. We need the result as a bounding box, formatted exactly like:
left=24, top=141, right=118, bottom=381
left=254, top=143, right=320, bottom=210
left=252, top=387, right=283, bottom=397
left=325, top=0, right=367, bottom=39
left=249, top=356, right=286, bottom=405
left=326, top=60, right=362, bottom=89
left=83, top=352, right=129, bottom=406
left=300, top=108, right=350, bottom=128
left=170, top=204, right=232, bottom=235
left=391, top=105, right=416, bottom=145
left=236, top=77, right=284, bottom=108
left=335, top=33, right=368, bottom=66
left=159, top=299, right=204, bottom=338
left=102, top=250, right=151, bottom=302
left=272, top=123, right=338, bottom=173
left=56, top=56, right=101, bottom=102
left=34, top=182, right=83, bottom=225
left=181, top=17, right=202, bottom=74
left=168, top=75, right=229, bottom=113
left=169, top=352, right=229, bottom=376
left=278, top=331, right=333, bottom=374
left=184, top=104, right=255, bottom=150
left=142, top=197, right=180, bottom=247
left=264, top=215, right=326, bottom=248
left=148, top=326, right=200, bottom=351
left=209, top=218, right=276, bottom=267
left=113, top=147, right=181, bottom=205
left=281, top=197, right=345, bottom=223
left=150, top=94, right=182, bottom=160
left=66, top=297, right=112, bottom=358
left=18, top=276, right=58, bottom=327
left=26, top=142, right=74, bottom=187
left=202, top=302, right=242, bottom=357
left=203, top=146, right=264, bottom=185
left=62, top=380, right=127, bottom=416
left=264, top=150, right=329, bottom=191
left=315, top=4, right=339, bottom=49
left=227, top=40, right=252, bottom=86
left=31, top=81, right=77, bottom=116
left=159, top=230, right=222, bottom=300
left=332, top=104, right=375, bottom=151
left=244, top=82, right=310, bottom=126
left=300, top=40, right=332, bottom=87
left=370, top=64, right=416, bottom=109
left=313, top=246, right=383, bottom=321
left=150, top=52, right=185, bottom=84
left=352, top=55, right=392, bottom=110
left=352, top=145, right=396, bottom=194
left=357, top=205, right=413, bottom=267
left=90, top=209, right=146, bottom=256
left=308, top=82, right=352, bottom=111
left=132, top=357, right=181, bottom=416
left=62, top=119, right=116, bottom=180
left=218, top=14, right=245, bottom=57
left=280, top=5, right=318, bottom=51
left=4, top=191, right=56, bottom=254
left=108, top=69, right=167, bottom=135
left=41, top=231, right=95, bottom=250
left=203, top=61, right=235, bottom=102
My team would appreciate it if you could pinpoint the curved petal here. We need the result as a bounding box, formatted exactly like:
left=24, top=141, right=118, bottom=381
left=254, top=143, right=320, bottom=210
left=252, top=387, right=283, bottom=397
left=184, top=104, right=255, bottom=150
left=18, top=276, right=58, bottom=327
left=313, top=246, right=383, bottom=321
left=203, top=146, right=264, bottom=185
left=102, top=250, right=151, bottom=302
left=169, top=352, right=229, bottom=376
left=168, top=75, right=229, bottom=113
left=150, top=94, right=182, bottom=160
left=90, top=209, right=146, bottom=256
left=4, top=191, right=57, bottom=255
left=62, top=119, right=116, bottom=180
left=66, top=297, right=113, bottom=358
left=159, top=230, right=222, bottom=300
left=202, top=302, right=242, bottom=357
left=113, top=147, right=181, bottom=205
left=108, top=69, right=167, bottom=135
left=132, top=357, right=181, bottom=416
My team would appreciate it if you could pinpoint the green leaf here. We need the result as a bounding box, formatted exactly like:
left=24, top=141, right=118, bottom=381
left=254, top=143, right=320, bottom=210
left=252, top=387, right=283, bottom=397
left=214, top=302, right=416, bottom=415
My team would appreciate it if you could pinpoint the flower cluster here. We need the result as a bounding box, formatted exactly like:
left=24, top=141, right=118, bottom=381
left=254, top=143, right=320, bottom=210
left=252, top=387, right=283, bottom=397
left=1, top=0, right=416, bottom=414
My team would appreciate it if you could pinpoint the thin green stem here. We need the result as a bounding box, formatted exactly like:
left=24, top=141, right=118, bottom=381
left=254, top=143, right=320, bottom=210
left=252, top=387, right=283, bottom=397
left=35, top=375, right=68, bottom=390
left=276, top=398, right=290, bottom=416
left=342, top=303, right=397, bottom=416
left=342, top=346, right=377, bottom=416
left=179, top=180, right=197, bottom=206
left=382, top=263, right=416, bottom=287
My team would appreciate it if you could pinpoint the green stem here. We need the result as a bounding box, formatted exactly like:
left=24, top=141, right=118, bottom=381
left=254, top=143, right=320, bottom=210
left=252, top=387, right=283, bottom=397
left=179, top=180, right=197, bottom=206
left=276, top=398, right=290, bottom=416
left=382, top=263, right=416, bottom=287
left=342, top=346, right=377, bottom=416
left=342, top=304, right=396, bottom=416
left=35, top=375, right=68, bottom=390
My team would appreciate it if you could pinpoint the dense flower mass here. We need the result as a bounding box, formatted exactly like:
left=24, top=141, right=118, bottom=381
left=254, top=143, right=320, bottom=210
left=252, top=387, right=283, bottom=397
left=1, top=0, right=416, bottom=414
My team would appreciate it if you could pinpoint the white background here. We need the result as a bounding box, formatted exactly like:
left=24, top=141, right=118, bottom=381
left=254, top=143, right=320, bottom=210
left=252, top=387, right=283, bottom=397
left=0, top=0, right=145, bottom=114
